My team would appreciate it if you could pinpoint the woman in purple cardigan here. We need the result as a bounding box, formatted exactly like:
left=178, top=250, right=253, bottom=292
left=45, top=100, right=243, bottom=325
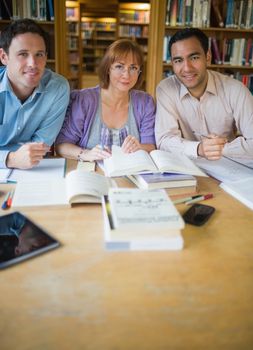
left=55, top=39, right=156, bottom=162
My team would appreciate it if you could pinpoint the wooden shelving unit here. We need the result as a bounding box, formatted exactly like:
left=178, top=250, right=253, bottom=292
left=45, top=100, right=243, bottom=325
left=66, top=1, right=82, bottom=89
left=118, top=1, right=150, bottom=89
left=81, top=17, right=117, bottom=74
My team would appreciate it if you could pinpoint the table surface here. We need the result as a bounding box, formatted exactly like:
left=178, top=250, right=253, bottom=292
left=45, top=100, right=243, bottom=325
left=1, top=161, right=253, bottom=350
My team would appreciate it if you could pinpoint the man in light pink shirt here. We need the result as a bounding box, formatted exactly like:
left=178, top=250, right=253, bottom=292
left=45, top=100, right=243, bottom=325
left=155, top=28, right=253, bottom=161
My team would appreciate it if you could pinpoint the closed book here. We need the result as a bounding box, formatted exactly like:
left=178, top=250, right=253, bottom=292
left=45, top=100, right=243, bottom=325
left=102, top=188, right=184, bottom=251
left=127, top=172, right=197, bottom=190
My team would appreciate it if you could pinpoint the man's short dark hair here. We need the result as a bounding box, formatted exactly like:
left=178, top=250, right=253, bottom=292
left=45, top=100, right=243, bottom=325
left=0, top=18, right=48, bottom=54
left=169, top=28, right=209, bottom=56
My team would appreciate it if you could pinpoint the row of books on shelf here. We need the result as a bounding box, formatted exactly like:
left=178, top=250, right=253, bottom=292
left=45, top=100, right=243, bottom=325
left=67, top=22, right=79, bottom=35
left=81, top=22, right=116, bottom=31
left=118, top=25, right=148, bottom=38
left=66, top=7, right=79, bottom=22
left=225, top=0, right=253, bottom=28
left=67, top=36, right=79, bottom=50
left=119, top=9, right=150, bottom=24
left=165, top=0, right=253, bottom=28
left=0, top=0, right=54, bottom=21
left=211, top=37, right=253, bottom=67
left=69, top=52, right=79, bottom=65
left=163, top=35, right=253, bottom=67
left=166, top=0, right=211, bottom=27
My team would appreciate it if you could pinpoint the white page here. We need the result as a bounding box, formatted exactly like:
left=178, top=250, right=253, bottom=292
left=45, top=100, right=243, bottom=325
left=195, top=157, right=253, bottom=182
left=9, top=158, right=66, bottom=182
left=0, top=169, right=13, bottom=183
left=77, top=161, right=96, bottom=172
left=12, top=179, right=68, bottom=208
left=220, top=178, right=253, bottom=210
left=103, top=145, right=157, bottom=176
left=151, top=150, right=207, bottom=177
left=66, top=170, right=112, bottom=201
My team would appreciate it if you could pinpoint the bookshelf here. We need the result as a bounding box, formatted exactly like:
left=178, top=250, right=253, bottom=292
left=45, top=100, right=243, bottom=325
left=66, top=1, right=82, bottom=89
left=79, top=1, right=118, bottom=88
left=147, top=0, right=253, bottom=97
left=81, top=16, right=117, bottom=74
left=118, top=1, right=150, bottom=88
left=0, top=0, right=67, bottom=78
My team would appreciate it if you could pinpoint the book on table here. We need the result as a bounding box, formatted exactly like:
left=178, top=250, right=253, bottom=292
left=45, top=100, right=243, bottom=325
left=12, top=169, right=115, bottom=209
left=103, top=145, right=207, bottom=177
left=195, top=156, right=253, bottom=210
left=127, top=172, right=197, bottom=191
left=102, top=188, right=185, bottom=251
left=0, top=158, right=65, bottom=183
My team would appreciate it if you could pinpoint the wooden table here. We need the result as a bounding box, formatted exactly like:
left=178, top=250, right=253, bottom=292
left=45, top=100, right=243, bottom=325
left=1, top=164, right=253, bottom=350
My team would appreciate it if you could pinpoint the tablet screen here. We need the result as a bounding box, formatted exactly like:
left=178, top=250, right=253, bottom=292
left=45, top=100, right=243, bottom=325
left=0, top=212, right=60, bottom=269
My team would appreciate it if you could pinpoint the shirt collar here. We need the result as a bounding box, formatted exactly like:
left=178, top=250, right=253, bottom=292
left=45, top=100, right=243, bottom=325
left=0, top=67, right=45, bottom=97
left=178, top=70, right=217, bottom=100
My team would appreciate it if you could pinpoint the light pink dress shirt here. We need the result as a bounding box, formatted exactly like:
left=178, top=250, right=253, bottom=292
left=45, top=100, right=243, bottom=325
left=155, top=70, right=253, bottom=160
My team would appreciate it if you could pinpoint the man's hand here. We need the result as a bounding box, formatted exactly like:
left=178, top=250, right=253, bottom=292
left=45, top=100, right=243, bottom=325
left=197, top=134, right=227, bottom=160
left=6, top=143, right=50, bottom=169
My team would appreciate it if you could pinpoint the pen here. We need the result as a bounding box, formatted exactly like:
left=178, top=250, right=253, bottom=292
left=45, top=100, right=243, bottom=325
left=173, top=194, right=206, bottom=205
left=7, top=190, right=14, bottom=208
left=1, top=192, right=10, bottom=210
left=185, top=193, right=214, bottom=205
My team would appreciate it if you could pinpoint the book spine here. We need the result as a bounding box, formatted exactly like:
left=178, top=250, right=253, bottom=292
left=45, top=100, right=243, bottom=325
left=211, top=37, right=222, bottom=64
left=211, top=0, right=224, bottom=27
left=245, top=0, right=253, bottom=28
left=46, top=0, right=54, bottom=21
left=185, top=0, right=193, bottom=26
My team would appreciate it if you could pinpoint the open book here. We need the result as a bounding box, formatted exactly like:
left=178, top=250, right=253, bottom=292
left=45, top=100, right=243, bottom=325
left=12, top=169, right=115, bottom=209
left=102, top=188, right=185, bottom=251
left=103, top=146, right=207, bottom=177
left=0, top=158, right=65, bottom=183
left=220, top=178, right=253, bottom=210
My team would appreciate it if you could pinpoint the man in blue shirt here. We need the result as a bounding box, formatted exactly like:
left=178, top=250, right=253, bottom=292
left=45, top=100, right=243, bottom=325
left=0, top=19, right=70, bottom=169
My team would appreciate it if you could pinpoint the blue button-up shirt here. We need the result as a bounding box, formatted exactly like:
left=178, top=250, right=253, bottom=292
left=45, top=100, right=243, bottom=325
left=0, top=67, right=70, bottom=168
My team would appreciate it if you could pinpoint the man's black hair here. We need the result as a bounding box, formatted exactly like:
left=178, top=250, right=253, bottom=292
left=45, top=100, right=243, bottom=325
left=0, top=18, right=48, bottom=54
left=169, top=28, right=209, bottom=56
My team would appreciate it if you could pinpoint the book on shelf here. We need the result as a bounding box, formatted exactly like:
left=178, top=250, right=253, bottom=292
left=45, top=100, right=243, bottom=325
left=102, top=188, right=185, bottom=251
left=127, top=172, right=197, bottom=190
left=12, top=170, right=115, bottom=209
left=103, top=145, right=207, bottom=178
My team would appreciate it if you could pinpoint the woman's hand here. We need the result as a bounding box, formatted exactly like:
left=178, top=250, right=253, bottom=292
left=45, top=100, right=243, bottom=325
left=121, top=135, right=141, bottom=153
left=81, top=145, right=111, bottom=162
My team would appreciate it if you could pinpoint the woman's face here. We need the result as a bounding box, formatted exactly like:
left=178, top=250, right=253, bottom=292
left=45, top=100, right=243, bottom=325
left=108, top=53, right=141, bottom=92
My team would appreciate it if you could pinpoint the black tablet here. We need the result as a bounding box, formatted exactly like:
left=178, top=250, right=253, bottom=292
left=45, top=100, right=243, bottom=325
left=0, top=212, right=60, bottom=269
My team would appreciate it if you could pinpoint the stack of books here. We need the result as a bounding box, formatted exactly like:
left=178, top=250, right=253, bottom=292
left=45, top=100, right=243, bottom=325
left=102, top=188, right=185, bottom=251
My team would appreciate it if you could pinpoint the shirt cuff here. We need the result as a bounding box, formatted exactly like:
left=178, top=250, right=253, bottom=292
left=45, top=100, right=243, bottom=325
left=0, top=150, right=10, bottom=169
left=183, top=140, right=200, bottom=158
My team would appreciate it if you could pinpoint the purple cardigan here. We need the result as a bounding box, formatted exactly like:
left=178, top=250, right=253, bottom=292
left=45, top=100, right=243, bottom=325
left=55, top=86, right=156, bottom=147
